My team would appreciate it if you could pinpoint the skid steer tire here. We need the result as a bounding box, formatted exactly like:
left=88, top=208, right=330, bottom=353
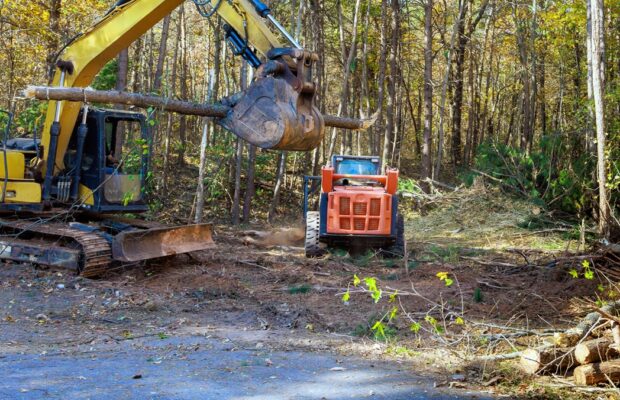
left=305, top=211, right=324, bottom=258
left=382, top=213, right=405, bottom=259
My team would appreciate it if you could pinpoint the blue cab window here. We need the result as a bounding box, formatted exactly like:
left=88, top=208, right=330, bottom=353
left=336, top=159, right=378, bottom=175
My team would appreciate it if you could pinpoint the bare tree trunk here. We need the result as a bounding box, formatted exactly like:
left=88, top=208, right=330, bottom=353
left=383, top=0, right=400, bottom=168
left=114, top=48, right=129, bottom=157
left=194, top=122, right=209, bottom=223
left=589, top=0, right=610, bottom=237
left=328, top=0, right=362, bottom=157
left=177, top=6, right=188, bottom=165
left=374, top=0, right=390, bottom=157
left=435, top=0, right=465, bottom=177
left=231, top=62, right=248, bottom=225
left=243, top=145, right=256, bottom=223
left=195, top=23, right=221, bottom=223
left=450, top=0, right=469, bottom=167
left=162, top=13, right=181, bottom=195
left=152, top=15, right=171, bottom=94
left=421, top=0, right=433, bottom=193
left=46, top=0, right=62, bottom=81
left=269, top=152, right=287, bottom=223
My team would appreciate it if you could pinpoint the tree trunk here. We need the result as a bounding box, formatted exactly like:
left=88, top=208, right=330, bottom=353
left=383, top=0, right=400, bottom=168
left=177, top=6, right=188, bottom=165
left=421, top=0, right=434, bottom=193
left=243, top=144, right=256, bottom=223
left=268, top=152, right=287, bottom=223
left=194, top=122, right=209, bottom=223
left=46, top=0, right=62, bottom=82
left=450, top=0, right=469, bottom=168
left=152, top=15, right=171, bottom=94
left=231, top=62, right=249, bottom=225
left=162, top=13, right=181, bottom=195
left=435, top=0, right=465, bottom=177
left=328, top=0, right=362, bottom=158
left=589, top=0, right=610, bottom=238
left=374, top=0, right=390, bottom=157
left=114, top=48, right=129, bottom=158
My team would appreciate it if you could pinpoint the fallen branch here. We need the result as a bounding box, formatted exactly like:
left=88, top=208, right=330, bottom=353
left=553, top=301, right=620, bottom=347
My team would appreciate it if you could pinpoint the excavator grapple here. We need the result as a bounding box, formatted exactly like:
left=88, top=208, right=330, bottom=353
left=218, top=49, right=324, bottom=151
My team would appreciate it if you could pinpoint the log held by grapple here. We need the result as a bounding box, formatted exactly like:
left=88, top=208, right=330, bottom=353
left=24, top=85, right=376, bottom=136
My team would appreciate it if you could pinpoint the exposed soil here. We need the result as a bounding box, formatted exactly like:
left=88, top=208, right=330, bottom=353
left=0, top=185, right=612, bottom=398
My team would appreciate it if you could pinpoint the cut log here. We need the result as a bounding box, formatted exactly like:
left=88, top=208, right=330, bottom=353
left=574, top=360, right=620, bottom=385
left=23, top=86, right=376, bottom=131
left=575, top=338, right=620, bottom=364
left=520, top=347, right=577, bottom=375
left=554, top=301, right=620, bottom=347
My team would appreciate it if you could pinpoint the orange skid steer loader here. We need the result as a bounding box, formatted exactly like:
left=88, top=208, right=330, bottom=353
left=303, top=155, right=405, bottom=258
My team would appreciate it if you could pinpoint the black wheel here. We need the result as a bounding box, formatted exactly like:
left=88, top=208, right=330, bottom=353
left=305, top=211, right=325, bottom=257
left=383, top=213, right=405, bottom=258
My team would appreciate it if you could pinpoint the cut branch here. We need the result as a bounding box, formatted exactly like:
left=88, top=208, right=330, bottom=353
left=24, top=86, right=376, bottom=131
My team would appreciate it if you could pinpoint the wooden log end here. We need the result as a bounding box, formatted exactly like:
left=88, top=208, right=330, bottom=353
left=575, top=338, right=617, bottom=365
left=574, top=360, right=620, bottom=386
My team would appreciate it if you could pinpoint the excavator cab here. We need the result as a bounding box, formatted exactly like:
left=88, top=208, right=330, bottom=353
left=64, top=108, right=149, bottom=213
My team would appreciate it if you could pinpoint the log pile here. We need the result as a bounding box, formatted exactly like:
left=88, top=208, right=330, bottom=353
left=519, top=301, right=620, bottom=387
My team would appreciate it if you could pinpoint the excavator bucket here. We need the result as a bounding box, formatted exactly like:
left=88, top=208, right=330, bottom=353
left=111, top=224, right=215, bottom=263
left=218, top=49, right=324, bottom=151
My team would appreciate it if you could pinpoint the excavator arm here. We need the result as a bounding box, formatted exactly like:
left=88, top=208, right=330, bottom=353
left=41, top=0, right=323, bottom=184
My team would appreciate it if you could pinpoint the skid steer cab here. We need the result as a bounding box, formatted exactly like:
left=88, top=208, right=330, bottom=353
left=303, top=155, right=404, bottom=258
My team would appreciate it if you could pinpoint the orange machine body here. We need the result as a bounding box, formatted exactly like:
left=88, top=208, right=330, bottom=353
left=321, top=167, right=399, bottom=236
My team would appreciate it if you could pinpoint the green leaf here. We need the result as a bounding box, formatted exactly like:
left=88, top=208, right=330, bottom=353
left=371, top=320, right=385, bottom=339
left=389, top=291, right=398, bottom=303
left=584, top=269, right=594, bottom=280
left=410, top=322, right=421, bottom=333
left=388, top=307, right=398, bottom=321
left=342, top=290, right=350, bottom=303
left=444, top=278, right=454, bottom=287
left=568, top=269, right=579, bottom=278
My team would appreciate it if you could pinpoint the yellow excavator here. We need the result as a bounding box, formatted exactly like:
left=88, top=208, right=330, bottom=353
left=0, top=0, right=324, bottom=277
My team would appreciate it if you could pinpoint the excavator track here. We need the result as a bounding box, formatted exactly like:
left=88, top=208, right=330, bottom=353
left=0, top=220, right=112, bottom=277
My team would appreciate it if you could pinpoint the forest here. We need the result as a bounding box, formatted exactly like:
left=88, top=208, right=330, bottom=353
left=1, top=0, right=618, bottom=231
left=1, top=0, right=620, bottom=398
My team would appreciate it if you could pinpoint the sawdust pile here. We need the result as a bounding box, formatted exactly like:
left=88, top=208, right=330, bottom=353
left=242, top=226, right=305, bottom=248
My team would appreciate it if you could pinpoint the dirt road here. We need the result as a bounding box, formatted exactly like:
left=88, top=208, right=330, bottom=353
left=0, top=258, right=497, bottom=400
left=2, top=334, right=492, bottom=400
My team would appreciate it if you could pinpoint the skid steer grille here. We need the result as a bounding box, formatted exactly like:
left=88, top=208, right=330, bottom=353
left=329, top=193, right=391, bottom=234
left=339, top=197, right=350, bottom=215
left=370, top=199, right=381, bottom=216
left=353, top=202, right=367, bottom=215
